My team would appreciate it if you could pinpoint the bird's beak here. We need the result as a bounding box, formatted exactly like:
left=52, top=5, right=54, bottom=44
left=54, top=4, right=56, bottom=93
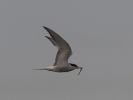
left=77, top=67, right=83, bottom=75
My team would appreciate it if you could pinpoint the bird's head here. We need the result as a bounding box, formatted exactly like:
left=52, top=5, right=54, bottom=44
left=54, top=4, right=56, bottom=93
left=70, top=63, right=83, bottom=75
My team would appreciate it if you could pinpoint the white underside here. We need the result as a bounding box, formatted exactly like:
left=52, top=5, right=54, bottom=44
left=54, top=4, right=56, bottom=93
left=46, top=65, right=56, bottom=69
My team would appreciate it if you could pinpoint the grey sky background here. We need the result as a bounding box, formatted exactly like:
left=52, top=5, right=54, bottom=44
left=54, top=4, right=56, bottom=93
left=0, top=0, right=133, bottom=100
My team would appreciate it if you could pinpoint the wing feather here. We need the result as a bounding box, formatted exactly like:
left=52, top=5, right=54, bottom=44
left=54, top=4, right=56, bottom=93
left=43, top=26, right=72, bottom=66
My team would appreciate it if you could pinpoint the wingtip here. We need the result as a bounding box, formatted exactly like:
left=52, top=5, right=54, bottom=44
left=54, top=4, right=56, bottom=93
left=42, top=26, right=46, bottom=28
left=42, top=26, right=49, bottom=30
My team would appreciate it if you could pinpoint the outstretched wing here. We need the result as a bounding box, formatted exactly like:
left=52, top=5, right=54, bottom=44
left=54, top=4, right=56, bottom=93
left=43, top=26, right=72, bottom=66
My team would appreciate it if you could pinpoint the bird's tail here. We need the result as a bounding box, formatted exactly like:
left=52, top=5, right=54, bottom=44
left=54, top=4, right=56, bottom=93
left=33, top=66, right=55, bottom=71
left=32, top=68, right=49, bottom=70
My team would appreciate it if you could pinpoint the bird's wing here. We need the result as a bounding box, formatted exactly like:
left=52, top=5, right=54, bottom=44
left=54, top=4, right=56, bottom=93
left=43, top=26, right=72, bottom=66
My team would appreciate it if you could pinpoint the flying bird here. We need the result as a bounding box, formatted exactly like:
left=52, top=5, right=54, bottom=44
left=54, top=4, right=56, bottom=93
left=33, top=26, right=83, bottom=75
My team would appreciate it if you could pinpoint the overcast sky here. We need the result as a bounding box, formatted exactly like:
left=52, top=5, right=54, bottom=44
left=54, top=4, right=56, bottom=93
left=0, top=0, right=133, bottom=100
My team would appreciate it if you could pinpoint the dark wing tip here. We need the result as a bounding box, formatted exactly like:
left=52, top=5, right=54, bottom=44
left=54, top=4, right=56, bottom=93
left=42, top=26, right=46, bottom=29
left=43, top=26, right=49, bottom=31
left=42, top=26, right=54, bottom=35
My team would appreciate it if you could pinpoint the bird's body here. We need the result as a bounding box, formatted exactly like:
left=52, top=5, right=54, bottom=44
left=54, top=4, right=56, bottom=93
left=33, top=26, right=82, bottom=75
left=44, top=64, right=77, bottom=72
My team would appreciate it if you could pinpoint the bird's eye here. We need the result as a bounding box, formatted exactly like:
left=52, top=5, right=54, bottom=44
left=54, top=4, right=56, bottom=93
left=70, top=63, right=78, bottom=67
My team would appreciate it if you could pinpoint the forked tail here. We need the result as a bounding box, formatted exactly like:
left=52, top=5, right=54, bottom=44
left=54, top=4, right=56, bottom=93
left=32, top=68, right=49, bottom=70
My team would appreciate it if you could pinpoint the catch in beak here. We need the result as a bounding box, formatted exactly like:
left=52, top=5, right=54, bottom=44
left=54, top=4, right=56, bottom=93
left=77, top=67, right=83, bottom=75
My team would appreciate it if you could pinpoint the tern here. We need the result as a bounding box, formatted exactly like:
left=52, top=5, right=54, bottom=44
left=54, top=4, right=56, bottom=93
left=33, top=26, right=83, bottom=75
